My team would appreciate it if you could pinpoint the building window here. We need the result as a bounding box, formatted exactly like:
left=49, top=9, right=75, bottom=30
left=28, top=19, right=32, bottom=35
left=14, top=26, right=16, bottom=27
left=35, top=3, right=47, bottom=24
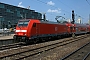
left=17, top=11, right=21, bottom=17
left=0, top=4, right=4, bottom=8
left=6, top=9, right=10, bottom=12
left=32, top=16, right=34, bottom=19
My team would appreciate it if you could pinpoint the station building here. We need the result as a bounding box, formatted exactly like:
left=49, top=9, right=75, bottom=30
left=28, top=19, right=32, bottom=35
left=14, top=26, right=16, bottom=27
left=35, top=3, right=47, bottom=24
left=0, top=2, right=42, bottom=28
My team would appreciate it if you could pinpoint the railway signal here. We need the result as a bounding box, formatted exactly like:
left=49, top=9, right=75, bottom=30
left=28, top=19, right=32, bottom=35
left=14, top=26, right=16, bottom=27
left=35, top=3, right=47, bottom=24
left=72, top=10, right=75, bottom=24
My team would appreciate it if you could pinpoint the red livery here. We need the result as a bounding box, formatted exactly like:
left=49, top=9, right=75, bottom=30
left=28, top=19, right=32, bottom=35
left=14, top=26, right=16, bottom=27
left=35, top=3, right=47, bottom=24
left=13, top=19, right=90, bottom=42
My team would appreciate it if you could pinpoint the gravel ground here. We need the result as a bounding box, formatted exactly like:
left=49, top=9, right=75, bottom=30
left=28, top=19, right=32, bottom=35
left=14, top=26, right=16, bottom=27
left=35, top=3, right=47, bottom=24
left=28, top=35, right=90, bottom=60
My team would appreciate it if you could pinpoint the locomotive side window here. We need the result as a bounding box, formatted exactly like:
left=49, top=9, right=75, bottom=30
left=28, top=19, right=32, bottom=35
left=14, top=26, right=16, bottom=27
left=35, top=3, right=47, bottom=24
left=33, top=23, right=36, bottom=27
left=18, top=20, right=29, bottom=26
left=76, top=27, right=78, bottom=32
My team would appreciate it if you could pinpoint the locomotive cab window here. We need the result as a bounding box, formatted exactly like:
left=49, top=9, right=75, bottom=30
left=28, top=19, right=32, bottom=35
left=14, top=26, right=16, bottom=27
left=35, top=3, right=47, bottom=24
left=33, top=23, right=36, bottom=27
left=18, top=20, right=29, bottom=26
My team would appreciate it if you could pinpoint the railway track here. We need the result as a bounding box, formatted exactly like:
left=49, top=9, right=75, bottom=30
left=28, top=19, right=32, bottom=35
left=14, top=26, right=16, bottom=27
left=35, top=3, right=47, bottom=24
left=0, top=34, right=89, bottom=60
left=61, top=41, right=90, bottom=60
left=0, top=42, right=25, bottom=52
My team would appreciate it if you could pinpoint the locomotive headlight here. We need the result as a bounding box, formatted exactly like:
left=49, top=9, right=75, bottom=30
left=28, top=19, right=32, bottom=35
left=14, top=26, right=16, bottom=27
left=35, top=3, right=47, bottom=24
left=16, top=30, right=20, bottom=32
left=15, top=30, right=27, bottom=32
left=21, top=30, right=27, bottom=32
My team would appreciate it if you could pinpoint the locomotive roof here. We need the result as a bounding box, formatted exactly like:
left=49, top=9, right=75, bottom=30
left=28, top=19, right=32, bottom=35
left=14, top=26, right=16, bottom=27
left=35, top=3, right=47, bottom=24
left=39, top=19, right=69, bottom=24
left=74, top=23, right=87, bottom=27
left=18, top=19, right=69, bottom=25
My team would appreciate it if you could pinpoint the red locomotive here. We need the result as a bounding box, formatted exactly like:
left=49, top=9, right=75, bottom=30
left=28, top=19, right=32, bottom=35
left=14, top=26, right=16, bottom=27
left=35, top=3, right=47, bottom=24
left=13, top=19, right=89, bottom=42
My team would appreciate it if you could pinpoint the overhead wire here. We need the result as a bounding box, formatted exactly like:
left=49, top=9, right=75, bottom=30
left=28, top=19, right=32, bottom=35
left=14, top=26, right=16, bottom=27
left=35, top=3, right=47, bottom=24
left=35, top=0, right=86, bottom=22
left=57, top=0, right=85, bottom=19
left=38, top=0, right=83, bottom=16
left=35, top=0, right=73, bottom=21
left=86, top=0, right=90, bottom=5
left=36, top=0, right=71, bottom=14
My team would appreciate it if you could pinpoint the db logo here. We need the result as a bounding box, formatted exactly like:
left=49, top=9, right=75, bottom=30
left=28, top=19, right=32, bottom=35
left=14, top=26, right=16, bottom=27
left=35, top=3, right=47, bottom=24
left=55, top=27, right=58, bottom=31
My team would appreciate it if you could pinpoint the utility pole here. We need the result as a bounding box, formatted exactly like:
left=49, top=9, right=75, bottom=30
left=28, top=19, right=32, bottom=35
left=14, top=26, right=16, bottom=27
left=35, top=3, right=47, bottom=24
left=27, top=6, right=30, bottom=9
left=89, top=14, right=90, bottom=24
left=41, top=12, right=46, bottom=21
left=78, top=16, right=81, bottom=24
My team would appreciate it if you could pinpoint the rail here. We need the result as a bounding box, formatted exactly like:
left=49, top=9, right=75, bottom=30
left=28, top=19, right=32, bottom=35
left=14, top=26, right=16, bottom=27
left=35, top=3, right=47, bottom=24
left=0, top=42, right=25, bottom=51
left=83, top=52, right=90, bottom=60
left=61, top=42, right=90, bottom=60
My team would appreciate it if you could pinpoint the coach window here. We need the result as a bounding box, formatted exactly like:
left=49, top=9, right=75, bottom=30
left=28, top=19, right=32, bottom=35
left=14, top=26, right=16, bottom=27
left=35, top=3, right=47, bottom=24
left=33, top=23, right=36, bottom=27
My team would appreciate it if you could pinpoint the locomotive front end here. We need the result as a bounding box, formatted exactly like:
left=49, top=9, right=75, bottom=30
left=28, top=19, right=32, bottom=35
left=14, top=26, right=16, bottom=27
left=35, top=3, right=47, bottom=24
left=13, top=20, right=30, bottom=41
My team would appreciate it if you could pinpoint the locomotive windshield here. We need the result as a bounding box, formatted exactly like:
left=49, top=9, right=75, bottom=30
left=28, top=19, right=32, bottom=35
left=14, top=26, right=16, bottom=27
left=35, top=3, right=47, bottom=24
left=18, top=20, right=29, bottom=26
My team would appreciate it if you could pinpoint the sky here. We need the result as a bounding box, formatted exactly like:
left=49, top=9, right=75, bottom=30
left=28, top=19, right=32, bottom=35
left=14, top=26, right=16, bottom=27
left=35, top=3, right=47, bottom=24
left=0, top=0, right=90, bottom=23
